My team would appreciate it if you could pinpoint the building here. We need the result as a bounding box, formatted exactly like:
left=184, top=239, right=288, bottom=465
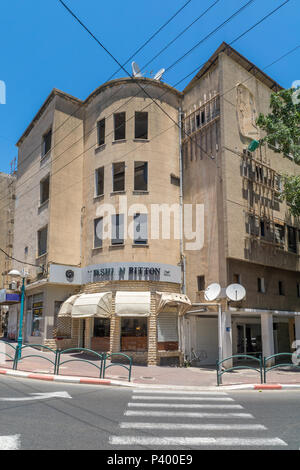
left=9, top=42, right=300, bottom=366
left=0, top=171, right=18, bottom=338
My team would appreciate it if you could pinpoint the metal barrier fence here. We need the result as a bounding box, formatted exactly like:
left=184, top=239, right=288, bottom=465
left=216, top=354, right=263, bottom=386
left=0, top=341, right=132, bottom=382
left=217, top=352, right=300, bottom=385
left=264, top=352, right=300, bottom=383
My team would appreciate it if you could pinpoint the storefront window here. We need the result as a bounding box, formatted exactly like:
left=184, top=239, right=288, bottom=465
left=31, top=293, right=43, bottom=337
left=121, top=318, right=148, bottom=351
left=94, top=318, right=110, bottom=337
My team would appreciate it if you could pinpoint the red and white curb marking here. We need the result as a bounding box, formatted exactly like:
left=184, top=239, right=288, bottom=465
left=1, top=368, right=300, bottom=389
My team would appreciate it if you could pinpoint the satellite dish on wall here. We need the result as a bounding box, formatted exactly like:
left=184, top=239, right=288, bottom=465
left=154, top=68, right=165, bottom=81
left=204, top=283, right=221, bottom=301
left=226, top=284, right=246, bottom=301
left=132, top=61, right=143, bottom=78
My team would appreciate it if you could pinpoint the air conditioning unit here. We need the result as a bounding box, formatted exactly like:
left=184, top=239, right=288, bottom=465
left=9, top=281, right=17, bottom=290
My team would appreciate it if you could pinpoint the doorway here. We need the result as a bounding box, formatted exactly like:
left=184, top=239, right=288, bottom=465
left=236, top=323, right=262, bottom=358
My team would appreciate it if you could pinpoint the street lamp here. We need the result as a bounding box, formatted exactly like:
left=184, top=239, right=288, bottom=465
left=8, top=269, right=27, bottom=359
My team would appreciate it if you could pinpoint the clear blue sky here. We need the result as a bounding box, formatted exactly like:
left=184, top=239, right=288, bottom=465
left=0, top=0, right=299, bottom=173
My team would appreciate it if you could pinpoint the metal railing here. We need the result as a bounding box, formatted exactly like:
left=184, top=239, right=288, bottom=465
left=217, top=352, right=300, bottom=385
left=216, top=354, right=263, bottom=386
left=0, top=341, right=133, bottom=381
left=103, top=353, right=132, bottom=382
left=264, top=352, right=300, bottom=383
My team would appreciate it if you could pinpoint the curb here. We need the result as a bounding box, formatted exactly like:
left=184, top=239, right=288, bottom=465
left=1, top=369, right=300, bottom=390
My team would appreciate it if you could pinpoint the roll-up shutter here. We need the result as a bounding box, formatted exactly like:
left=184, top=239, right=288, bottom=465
left=157, top=312, right=178, bottom=342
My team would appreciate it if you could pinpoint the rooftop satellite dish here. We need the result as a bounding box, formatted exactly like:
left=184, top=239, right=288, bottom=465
left=226, top=283, right=246, bottom=302
left=132, top=61, right=143, bottom=78
left=204, top=283, right=221, bottom=301
left=154, top=68, right=165, bottom=81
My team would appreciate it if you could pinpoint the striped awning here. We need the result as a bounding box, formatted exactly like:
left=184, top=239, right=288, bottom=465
left=156, top=292, right=191, bottom=316
left=57, top=295, right=80, bottom=318
left=115, top=291, right=151, bottom=317
left=58, top=292, right=112, bottom=318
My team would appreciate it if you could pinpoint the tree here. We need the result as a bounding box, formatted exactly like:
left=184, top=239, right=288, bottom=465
left=256, top=87, right=300, bottom=216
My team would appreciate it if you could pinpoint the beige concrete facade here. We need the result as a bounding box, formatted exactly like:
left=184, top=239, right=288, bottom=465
left=8, top=42, right=300, bottom=366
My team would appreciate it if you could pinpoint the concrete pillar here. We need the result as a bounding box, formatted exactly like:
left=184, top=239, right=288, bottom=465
left=221, top=312, right=232, bottom=368
left=148, top=314, right=158, bottom=365
left=84, top=318, right=92, bottom=349
left=110, top=315, right=121, bottom=353
left=295, top=316, right=300, bottom=343
left=261, top=313, right=274, bottom=362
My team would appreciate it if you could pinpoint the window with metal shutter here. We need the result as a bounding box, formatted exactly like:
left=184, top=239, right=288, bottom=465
left=157, top=312, right=178, bottom=342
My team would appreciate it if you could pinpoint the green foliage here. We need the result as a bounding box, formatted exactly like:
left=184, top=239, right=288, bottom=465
left=280, top=174, right=300, bottom=217
left=256, top=88, right=300, bottom=216
left=256, top=88, right=300, bottom=163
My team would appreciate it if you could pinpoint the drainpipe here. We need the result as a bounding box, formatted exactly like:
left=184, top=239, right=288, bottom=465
left=178, top=107, right=185, bottom=294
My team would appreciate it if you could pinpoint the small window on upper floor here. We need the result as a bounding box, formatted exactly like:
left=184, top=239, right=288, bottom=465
left=233, top=274, right=241, bottom=284
left=133, top=213, right=148, bottom=245
left=287, top=226, right=297, bottom=253
left=278, top=280, right=285, bottom=296
left=95, top=167, right=104, bottom=196
left=94, top=217, right=103, bottom=249
left=257, top=277, right=265, bottom=293
left=97, top=118, right=105, bottom=146
left=111, top=214, right=124, bottom=245
left=197, top=275, right=205, bottom=291
left=134, top=162, right=148, bottom=191
left=42, top=129, right=52, bottom=157
left=40, top=174, right=50, bottom=205
left=135, top=112, right=148, bottom=140
left=113, top=162, right=125, bottom=192
left=37, top=226, right=47, bottom=257
left=114, top=112, right=126, bottom=141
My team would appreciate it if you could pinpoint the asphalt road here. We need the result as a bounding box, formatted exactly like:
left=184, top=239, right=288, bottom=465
left=0, top=375, right=300, bottom=450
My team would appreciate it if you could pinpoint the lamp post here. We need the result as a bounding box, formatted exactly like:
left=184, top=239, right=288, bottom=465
left=8, top=269, right=26, bottom=360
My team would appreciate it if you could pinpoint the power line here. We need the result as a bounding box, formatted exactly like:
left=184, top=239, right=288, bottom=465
left=106, top=0, right=194, bottom=81
left=0, top=1, right=295, bottom=212
left=9, top=1, right=193, bottom=181
left=141, top=0, right=221, bottom=71
left=0, top=247, right=45, bottom=272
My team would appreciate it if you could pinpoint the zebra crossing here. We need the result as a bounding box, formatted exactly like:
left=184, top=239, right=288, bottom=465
left=109, top=389, right=288, bottom=449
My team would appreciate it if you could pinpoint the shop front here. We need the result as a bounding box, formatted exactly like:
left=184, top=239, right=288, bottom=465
left=58, top=288, right=191, bottom=366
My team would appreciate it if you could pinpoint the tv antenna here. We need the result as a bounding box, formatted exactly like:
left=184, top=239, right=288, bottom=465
left=131, top=61, right=143, bottom=78
left=153, top=68, right=165, bottom=81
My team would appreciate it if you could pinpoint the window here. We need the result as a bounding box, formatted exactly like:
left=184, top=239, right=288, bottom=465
left=94, top=318, right=110, bottom=337
left=113, top=162, right=125, bottom=192
left=260, top=220, right=265, bottom=237
left=121, top=318, right=147, bottom=351
left=40, top=174, right=50, bottom=205
left=31, top=293, right=43, bottom=337
left=297, top=283, right=300, bottom=298
left=197, top=275, right=205, bottom=291
left=97, top=118, right=105, bottom=146
left=275, top=224, right=285, bottom=247
left=287, top=226, right=297, bottom=253
left=37, top=226, right=47, bottom=256
left=42, top=129, right=52, bottom=157
left=134, top=162, right=148, bottom=191
left=135, top=112, right=148, bottom=139
left=170, top=174, right=180, bottom=186
left=278, top=281, right=285, bottom=296
left=133, top=213, right=147, bottom=244
left=233, top=274, right=241, bottom=284
left=95, top=167, right=104, bottom=196
left=257, top=277, right=265, bottom=293
left=111, top=214, right=124, bottom=245
left=94, top=217, right=103, bottom=248
left=114, top=112, right=126, bottom=140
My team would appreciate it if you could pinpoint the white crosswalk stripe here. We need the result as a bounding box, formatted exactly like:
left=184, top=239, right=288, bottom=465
left=109, top=389, right=288, bottom=448
left=0, top=435, right=20, bottom=450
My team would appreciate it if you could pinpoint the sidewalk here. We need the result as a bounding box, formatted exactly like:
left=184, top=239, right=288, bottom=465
left=1, top=341, right=300, bottom=388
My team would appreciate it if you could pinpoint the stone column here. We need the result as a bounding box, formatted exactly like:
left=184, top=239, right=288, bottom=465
left=148, top=313, right=158, bottom=365
left=221, top=312, right=233, bottom=368
left=84, top=318, right=92, bottom=349
left=110, top=315, right=121, bottom=353
left=261, top=313, right=274, bottom=364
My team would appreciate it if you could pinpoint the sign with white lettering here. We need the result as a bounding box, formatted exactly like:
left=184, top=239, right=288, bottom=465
left=49, top=262, right=181, bottom=285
